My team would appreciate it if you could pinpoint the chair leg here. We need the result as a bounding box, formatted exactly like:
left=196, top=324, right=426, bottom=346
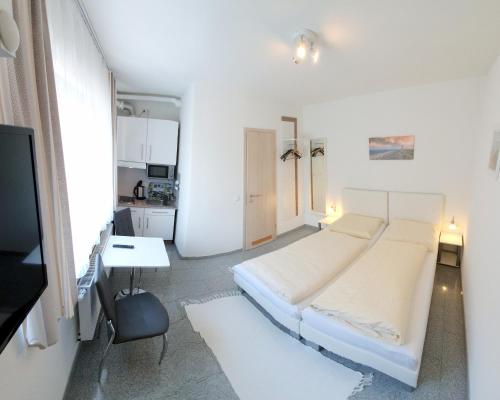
left=159, top=333, right=168, bottom=365
left=137, top=268, right=143, bottom=292
left=98, top=321, right=115, bottom=381
left=129, top=267, right=135, bottom=296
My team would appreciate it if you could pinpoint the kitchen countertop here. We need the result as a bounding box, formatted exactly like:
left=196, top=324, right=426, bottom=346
left=117, top=199, right=177, bottom=210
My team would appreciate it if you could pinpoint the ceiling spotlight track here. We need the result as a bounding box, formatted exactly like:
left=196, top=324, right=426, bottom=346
left=292, top=29, right=320, bottom=65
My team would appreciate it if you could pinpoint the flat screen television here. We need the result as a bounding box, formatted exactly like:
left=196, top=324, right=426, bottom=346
left=0, top=124, right=47, bottom=354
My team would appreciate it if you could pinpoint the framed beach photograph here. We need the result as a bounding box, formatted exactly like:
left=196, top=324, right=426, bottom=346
left=488, top=131, right=500, bottom=178
left=369, top=135, right=415, bottom=160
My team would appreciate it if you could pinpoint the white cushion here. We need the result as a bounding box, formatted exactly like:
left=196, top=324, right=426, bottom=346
left=329, top=213, right=384, bottom=239
left=382, top=219, right=437, bottom=251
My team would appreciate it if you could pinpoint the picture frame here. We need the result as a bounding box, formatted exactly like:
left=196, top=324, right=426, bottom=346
left=369, top=135, right=415, bottom=160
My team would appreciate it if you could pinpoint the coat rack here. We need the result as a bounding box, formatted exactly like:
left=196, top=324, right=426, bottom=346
left=280, top=148, right=302, bottom=162
left=310, top=147, right=324, bottom=157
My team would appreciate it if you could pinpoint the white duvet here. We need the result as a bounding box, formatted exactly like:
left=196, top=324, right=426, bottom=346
left=239, top=229, right=368, bottom=304
left=310, top=240, right=427, bottom=345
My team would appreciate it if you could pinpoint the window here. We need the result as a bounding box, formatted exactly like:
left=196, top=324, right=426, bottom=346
left=47, top=0, right=113, bottom=278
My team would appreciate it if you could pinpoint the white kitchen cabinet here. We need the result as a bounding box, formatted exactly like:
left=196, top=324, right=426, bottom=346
left=117, top=116, right=147, bottom=163
left=115, top=206, right=144, bottom=235
left=115, top=206, right=175, bottom=240
left=147, top=119, right=178, bottom=165
left=143, top=208, right=175, bottom=240
left=117, top=116, right=178, bottom=166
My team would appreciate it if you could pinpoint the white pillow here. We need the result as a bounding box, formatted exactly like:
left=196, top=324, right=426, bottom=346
left=329, top=213, right=384, bottom=239
left=382, top=219, right=437, bottom=251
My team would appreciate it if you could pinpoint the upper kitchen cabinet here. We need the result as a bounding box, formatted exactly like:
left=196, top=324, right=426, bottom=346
left=147, top=119, right=178, bottom=165
left=117, top=116, right=179, bottom=166
left=117, top=116, right=147, bottom=163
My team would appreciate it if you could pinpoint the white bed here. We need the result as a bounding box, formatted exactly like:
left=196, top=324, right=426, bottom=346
left=299, top=191, right=444, bottom=388
left=233, top=188, right=388, bottom=335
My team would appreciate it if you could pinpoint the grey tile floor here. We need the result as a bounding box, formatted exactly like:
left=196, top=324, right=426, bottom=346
left=64, top=226, right=467, bottom=400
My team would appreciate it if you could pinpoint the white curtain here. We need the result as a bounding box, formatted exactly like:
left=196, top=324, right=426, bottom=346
left=46, top=0, right=114, bottom=278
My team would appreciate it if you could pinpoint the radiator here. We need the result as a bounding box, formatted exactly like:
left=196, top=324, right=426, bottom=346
left=77, top=225, right=112, bottom=341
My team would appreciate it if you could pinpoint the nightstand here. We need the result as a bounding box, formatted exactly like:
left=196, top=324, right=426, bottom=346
left=318, top=215, right=338, bottom=230
left=438, top=232, right=463, bottom=267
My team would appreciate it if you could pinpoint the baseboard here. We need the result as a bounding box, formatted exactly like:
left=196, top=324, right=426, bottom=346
left=176, top=224, right=315, bottom=260
left=176, top=246, right=243, bottom=260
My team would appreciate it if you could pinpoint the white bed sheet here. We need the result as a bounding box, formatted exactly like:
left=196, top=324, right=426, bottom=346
left=233, top=224, right=387, bottom=331
left=301, top=241, right=438, bottom=370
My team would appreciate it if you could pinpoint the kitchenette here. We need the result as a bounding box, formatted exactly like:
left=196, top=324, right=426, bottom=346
left=115, top=95, right=180, bottom=241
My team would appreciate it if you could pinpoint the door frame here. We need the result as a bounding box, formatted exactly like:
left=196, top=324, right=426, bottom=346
left=243, top=128, right=277, bottom=250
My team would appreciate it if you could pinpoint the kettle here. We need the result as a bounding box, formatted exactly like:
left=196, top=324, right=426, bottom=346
left=133, top=180, right=146, bottom=200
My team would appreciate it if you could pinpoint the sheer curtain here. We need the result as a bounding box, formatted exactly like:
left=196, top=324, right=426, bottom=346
left=46, top=0, right=114, bottom=278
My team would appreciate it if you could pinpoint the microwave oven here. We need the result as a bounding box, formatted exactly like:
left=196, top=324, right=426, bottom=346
left=147, top=164, right=175, bottom=179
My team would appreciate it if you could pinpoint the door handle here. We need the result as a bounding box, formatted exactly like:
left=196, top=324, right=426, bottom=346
left=138, top=217, right=141, bottom=229
left=146, top=217, right=149, bottom=229
left=141, top=144, right=144, bottom=160
left=149, top=145, right=152, bottom=161
left=249, top=194, right=262, bottom=198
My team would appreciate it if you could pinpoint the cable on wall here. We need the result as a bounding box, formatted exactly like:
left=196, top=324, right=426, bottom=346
left=74, top=0, right=109, bottom=70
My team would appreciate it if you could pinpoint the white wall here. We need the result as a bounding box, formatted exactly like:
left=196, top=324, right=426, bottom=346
left=176, top=82, right=303, bottom=257
left=117, top=167, right=147, bottom=197
left=302, top=78, right=481, bottom=229
left=0, top=0, right=12, bottom=13
left=462, top=55, right=500, bottom=400
left=0, top=317, right=79, bottom=400
left=175, top=83, right=195, bottom=251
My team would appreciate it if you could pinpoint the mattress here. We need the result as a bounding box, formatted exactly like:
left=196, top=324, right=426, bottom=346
left=233, top=224, right=387, bottom=331
left=300, top=242, right=438, bottom=370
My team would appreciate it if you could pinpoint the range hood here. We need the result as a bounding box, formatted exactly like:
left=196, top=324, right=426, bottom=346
left=117, top=160, right=146, bottom=169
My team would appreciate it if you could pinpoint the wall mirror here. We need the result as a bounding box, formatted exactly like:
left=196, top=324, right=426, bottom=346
left=310, top=138, right=326, bottom=213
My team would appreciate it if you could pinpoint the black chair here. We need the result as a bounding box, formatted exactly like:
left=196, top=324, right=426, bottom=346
left=113, top=208, right=135, bottom=236
left=113, top=208, right=144, bottom=292
left=95, top=254, right=169, bottom=380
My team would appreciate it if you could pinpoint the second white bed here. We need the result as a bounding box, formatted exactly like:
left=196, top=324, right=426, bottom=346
left=301, top=241, right=437, bottom=371
left=299, top=191, right=444, bottom=387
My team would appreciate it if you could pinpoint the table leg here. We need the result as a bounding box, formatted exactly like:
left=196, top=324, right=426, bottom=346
left=129, top=267, right=135, bottom=296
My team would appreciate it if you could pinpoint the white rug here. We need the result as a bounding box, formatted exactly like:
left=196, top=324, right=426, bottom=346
left=184, top=294, right=371, bottom=400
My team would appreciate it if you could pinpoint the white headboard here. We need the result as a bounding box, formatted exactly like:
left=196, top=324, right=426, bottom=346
left=342, top=188, right=388, bottom=221
left=389, top=191, right=445, bottom=227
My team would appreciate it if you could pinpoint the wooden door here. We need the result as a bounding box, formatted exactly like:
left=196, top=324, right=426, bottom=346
left=147, top=119, right=179, bottom=165
left=117, top=116, right=147, bottom=162
left=245, top=128, right=277, bottom=249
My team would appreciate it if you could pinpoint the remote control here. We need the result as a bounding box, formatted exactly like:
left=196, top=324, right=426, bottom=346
left=112, top=244, right=135, bottom=249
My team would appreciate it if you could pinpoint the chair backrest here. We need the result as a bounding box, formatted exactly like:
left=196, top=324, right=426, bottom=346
left=113, top=208, right=135, bottom=236
left=95, top=254, right=117, bottom=327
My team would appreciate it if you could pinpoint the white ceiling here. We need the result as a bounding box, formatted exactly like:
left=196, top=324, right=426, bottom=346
left=82, top=0, right=500, bottom=105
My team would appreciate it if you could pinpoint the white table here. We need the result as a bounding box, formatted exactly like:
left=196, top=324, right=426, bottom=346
left=102, top=235, right=170, bottom=295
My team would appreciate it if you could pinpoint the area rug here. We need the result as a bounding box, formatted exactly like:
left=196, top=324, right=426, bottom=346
left=184, top=293, right=371, bottom=400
